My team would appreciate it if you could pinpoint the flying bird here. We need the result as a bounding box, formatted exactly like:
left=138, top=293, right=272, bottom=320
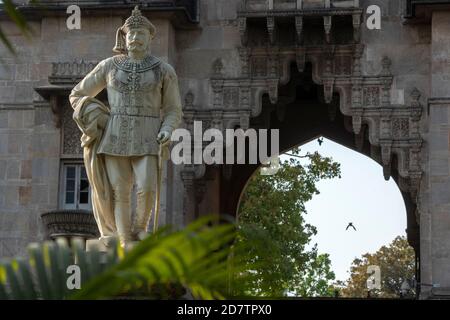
left=317, top=138, right=324, bottom=146
left=346, top=223, right=357, bottom=231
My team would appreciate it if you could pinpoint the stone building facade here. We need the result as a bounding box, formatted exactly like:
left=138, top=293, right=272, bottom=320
left=1, top=0, right=450, bottom=299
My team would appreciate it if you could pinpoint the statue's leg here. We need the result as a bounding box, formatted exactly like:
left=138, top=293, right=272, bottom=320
left=104, top=155, right=133, bottom=247
left=132, top=155, right=158, bottom=240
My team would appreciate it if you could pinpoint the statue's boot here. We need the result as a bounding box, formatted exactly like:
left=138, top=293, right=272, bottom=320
left=133, top=189, right=154, bottom=241
left=113, top=190, right=133, bottom=248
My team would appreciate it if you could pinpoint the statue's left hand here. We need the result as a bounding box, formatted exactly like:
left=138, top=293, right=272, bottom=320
left=157, top=131, right=170, bottom=144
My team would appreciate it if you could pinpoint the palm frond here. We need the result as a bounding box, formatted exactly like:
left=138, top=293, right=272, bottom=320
left=0, top=216, right=258, bottom=300
left=0, top=0, right=40, bottom=54
left=72, top=216, right=253, bottom=300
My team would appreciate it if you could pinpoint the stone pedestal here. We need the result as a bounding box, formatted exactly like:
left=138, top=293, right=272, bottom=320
left=86, top=238, right=139, bottom=252
left=86, top=239, right=109, bottom=252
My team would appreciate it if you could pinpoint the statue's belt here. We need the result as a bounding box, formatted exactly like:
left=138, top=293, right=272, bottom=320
left=109, top=107, right=160, bottom=118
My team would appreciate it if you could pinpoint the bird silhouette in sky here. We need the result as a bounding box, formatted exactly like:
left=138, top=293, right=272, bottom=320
left=317, top=138, right=324, bottom=146
left=346, top=223, right=357, bottom=231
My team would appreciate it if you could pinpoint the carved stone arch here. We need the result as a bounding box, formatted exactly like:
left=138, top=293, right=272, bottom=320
left=393, top=148, right=410, bottom=179
left=334, top=85, right=353, bottom=116
left=278, top=54, right=296, bottom=86
left=361, top=117, right=380, bottom=146
left=308, top=54, right=325, bottom=86
left=251, top=87, right=269, bottom=118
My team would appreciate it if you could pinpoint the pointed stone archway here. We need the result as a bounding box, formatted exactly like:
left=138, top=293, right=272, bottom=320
left=180, top=2, right=424, bottom=296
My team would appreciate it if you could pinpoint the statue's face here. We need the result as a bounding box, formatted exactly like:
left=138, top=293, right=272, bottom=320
left=126, top=27, right=151, bottom=54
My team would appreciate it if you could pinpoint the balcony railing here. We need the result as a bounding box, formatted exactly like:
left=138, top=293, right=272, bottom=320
left=238, top=0, right=363, bottom=46
left=41, top=210, right=100, bottom=241
left=241, top=0, right=360, bottom=11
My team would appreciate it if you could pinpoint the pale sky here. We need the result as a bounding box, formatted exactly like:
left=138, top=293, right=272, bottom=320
left=285, top=137, right=407, bottom=282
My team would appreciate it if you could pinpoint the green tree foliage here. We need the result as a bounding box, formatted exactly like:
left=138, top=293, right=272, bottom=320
left=237, top=147, right=341, bottom=297
left=339, top=236, right=416, bottom=298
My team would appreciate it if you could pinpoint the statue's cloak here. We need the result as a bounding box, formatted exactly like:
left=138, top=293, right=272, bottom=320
left=72, top=96, right=116, bottom=240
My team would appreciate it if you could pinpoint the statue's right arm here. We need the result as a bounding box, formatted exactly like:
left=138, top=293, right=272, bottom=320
left=69, top=59, right=109, bottom=128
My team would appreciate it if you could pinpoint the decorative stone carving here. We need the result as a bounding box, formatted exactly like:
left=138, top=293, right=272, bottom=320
left=392, top=118, right=410, bottom=138
left=268, top=48, right=279, bottom=77
left=252, top=57, right=268, bottom=78
left=381, top=142, right=392, bottom=180
left=267, top=79, right=279, bottom=104
left=363, top=87, right=380, bottom=107
left=238, top=16, right=248, bottom=46
left=410, top=87, right=421, bottom=108
left=267, top=17, right=277, bottom=45
left=195, top=2, right=425, bottom=204
left=62, top=103, right=82, bottom=155
left=49, top=60, right=97, bottom=85
left=223, top=87, right=240, bottom=109
left=295, top=16, right=303, bottom=44
left=323, top=79, right=335, bottom=104
left=381, top=56, right=392, bottom=76
left=185, top=91, right=195, bottom=109
left=212, top=58, right=224, bottom=77
left=239, top=110, right=251, bottom=130
left=239, top=47, right=251, bottom=77
left=352, top=44, right=364, bottom=76
left=296, top=46, right=306, bottom=72
left=211, top=79, right=224, bottom=108
left=352, top=114, right=362, bottom=135
left=323, top=16, right=332, bottom=43
left=211, top=109, right=224, bottom=131
left=352, top=12, right=362, bottom=42
left=334, top=56, right=352, bottom=75
left=239, top=81, right=251, bottom=109
left=183, top=109, right=195, bottom=133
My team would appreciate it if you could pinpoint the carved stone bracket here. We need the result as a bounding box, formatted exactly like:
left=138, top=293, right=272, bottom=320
left=267, top=17, right=277, bottom=45
left=267, top=78, right=279, bottom=104
left=323, top=78, right=335, bottom=104
left=381, top=141, right=393, bottom=180
left=211, top=109, right=224, bottom=131
left=296, top=46, right=306, bottom=72
left=295, top=16, right=303, bottom=44
left=211, top=79, right=224, bottom=108
left=352, top=113, right=363, bottom=135
left=352, top=13, right=362, bottom=43
left=183, top=109, right=196, bottom=134
left=239, top=47, right=251, bottom=77
left=238, top=17, right=248, bottom=46
left=323, top=16, right=332, bottom=43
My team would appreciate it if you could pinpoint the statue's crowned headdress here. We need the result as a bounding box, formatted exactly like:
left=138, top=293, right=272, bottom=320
left=113, top=6, right=157, bottom=54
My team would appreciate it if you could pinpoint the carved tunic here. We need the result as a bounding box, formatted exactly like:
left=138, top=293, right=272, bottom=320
left=70, top=54, right=182, bottom=156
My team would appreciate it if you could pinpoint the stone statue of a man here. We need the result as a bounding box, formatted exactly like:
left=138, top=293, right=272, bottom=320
left=70, top=6, right=182, bottom=247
